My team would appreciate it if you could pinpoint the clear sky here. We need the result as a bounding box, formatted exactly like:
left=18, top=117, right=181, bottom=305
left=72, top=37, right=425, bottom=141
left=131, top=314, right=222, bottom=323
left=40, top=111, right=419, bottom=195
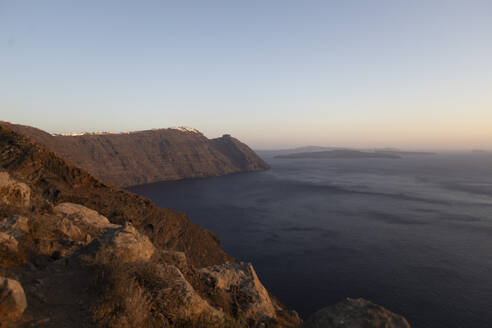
left=1, top=0, right=491, bottom=150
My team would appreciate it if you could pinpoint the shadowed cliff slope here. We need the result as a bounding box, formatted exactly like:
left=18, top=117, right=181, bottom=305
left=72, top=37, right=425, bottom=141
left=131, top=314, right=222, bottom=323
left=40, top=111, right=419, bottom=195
left=0, top=122, right=269, bottom=187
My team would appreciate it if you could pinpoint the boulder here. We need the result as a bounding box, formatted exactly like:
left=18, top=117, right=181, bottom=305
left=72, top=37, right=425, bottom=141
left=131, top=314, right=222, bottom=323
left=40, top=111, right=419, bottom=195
left=156, top=264, right=223, bottom=321
left=0, top=231, right=19, bottom=254
left=26, top=214, right=88, bottom=257
left=302, top=298, right=411, bottom=328
left=89, top=223, right=155, bottom=263
left=54, top=203, right=119, bottom=230
left=46, top=217, right=85, bottom=242
left=0, top=215, right=29, bottom=242
left=0, top=277, right=27, bottom=324
left=200, top=262, right=276, bottom=323
left=0, top=171, right=31, bottom=207
left=0, top=231, right=22, bottom=266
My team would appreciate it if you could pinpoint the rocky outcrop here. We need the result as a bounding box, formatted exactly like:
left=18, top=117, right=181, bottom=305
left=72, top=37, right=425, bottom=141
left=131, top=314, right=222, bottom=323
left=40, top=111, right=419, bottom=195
left=0, top=277, right=27, bottom=325
left=54, top=202, right=119, bottom=230
left=200, top=262, right=277, bottom=324
left=0, top=232, right=19, bottom=260
left=0, top=216, right=29, bottom=266
left=302, top=298, right=411, bottom=328
left=0, top=215, right=29, bottom=242
left=0, top=121, right=269, bottom=187
left=0, top=206, right=298, bottom=327
left=0, top=171, right=31, bottom=207
left=88, top=223, right=155, bottom=263
left=153, top=263, right=224, bottom=322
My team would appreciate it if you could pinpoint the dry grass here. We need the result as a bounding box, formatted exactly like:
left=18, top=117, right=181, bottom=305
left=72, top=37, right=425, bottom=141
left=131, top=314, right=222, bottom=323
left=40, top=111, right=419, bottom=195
left=88, top=249, right=246, bottom=328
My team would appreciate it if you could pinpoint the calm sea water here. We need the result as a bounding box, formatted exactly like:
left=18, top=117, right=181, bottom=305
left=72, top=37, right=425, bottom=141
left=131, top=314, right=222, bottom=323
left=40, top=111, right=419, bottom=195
left=129, top=152, right=492, bottom=328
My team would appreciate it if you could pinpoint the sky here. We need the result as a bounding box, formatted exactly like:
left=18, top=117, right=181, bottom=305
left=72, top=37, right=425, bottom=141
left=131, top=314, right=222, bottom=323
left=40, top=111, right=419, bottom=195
left=1, top=0, right=491, bottom=150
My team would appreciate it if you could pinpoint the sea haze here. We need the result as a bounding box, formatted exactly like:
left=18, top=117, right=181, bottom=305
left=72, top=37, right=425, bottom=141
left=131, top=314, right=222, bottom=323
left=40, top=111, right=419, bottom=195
left=129, top=152, right=492, bottom=328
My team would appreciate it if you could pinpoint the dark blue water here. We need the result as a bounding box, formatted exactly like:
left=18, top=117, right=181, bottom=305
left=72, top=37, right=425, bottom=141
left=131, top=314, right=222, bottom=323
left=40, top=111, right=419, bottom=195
left=129, top=153, right=492, bottom=328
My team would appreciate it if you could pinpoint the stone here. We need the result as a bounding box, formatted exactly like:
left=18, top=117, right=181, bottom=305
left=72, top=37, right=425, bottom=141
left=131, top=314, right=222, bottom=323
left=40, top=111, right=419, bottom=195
left=0, top=171, right=31, bottom=207
left=89, top=223, right=155, bottom=263
left=54, top=202, right=119, bottom=230
left=0, top=215, right=29, bottom=242
left=50, top=217, right=85, bottom=241
left=0, top=232, right=19, bottom=254
left=157, top=264, right=223, bottom=321
left=302, top=298, right=411, bottom=328
left=200, top=262, right=276, bottom=323
left=0, top=277, right=27, bottom=324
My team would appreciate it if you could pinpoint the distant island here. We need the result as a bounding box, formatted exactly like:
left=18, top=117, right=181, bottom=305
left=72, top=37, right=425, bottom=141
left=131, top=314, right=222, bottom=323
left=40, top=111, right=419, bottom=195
left=275, top=149, right=401, bottom=159
left=375, top=150, right=436, bottom=156
left=275, top=149, right=436, bottom=159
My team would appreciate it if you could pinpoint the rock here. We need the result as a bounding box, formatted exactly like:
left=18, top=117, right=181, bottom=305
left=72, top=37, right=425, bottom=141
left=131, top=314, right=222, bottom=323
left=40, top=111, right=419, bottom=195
left=89, top=223, right=155, bottom=263
left=0, top=277, right=28, bottom=324
left=302, top=298, right=411, bottom=328
left=0, top=171, right=31, bottom=207
left=0, top=231, right=22, bottom=266
left=0, top=215, right=29, bottom=242
left=0, top=231, right=19, bottom=254
left=22, top=205, right=117, bottom=258
left=25, top=214, right=92, bottom=258
left=50, top=217, right=85, bottom=241
left=54, top=203, right=119, bottom=230
left=157, top=264, right=223, bottom=321
left=160, top=250, right=188, bottom=270
left=200, top=262, right=276, bottom=323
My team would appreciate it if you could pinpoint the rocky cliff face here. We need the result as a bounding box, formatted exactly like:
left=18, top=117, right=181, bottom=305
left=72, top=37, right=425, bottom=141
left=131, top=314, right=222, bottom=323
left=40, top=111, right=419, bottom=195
left=0, top=122, right=269, bottom=187
left=0, top=125, right=230, bottom=268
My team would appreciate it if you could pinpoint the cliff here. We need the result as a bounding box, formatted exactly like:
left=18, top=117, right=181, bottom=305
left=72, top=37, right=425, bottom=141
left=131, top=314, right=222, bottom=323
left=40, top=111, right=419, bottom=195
left=0, top=122, right=269, bottom=187
left=0, top=124, right=231, bottom=268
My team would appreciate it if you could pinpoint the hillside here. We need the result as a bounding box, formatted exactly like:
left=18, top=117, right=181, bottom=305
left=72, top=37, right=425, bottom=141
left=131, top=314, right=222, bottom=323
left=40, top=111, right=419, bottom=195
left=0, top=124, right=230, bottom=268
left=0, top=122, right=269, bottom=187
left=0, top=124, right=302, bottom=327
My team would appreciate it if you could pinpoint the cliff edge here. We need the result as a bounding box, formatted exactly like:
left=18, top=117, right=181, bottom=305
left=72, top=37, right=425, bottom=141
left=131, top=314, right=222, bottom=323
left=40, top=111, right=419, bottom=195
left=0, top=122, right=269, bottom=187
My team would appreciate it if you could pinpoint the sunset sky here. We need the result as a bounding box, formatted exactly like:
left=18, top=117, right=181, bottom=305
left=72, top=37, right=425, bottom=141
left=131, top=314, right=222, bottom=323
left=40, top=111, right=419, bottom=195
left=1, top=0, right=491, bottom=149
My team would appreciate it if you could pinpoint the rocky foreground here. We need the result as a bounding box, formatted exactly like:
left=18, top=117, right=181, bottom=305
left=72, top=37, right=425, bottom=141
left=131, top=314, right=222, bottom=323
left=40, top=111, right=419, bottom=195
left=0, top=121, right=270, bottom=187
left=0, top=125, right=411, bottom=327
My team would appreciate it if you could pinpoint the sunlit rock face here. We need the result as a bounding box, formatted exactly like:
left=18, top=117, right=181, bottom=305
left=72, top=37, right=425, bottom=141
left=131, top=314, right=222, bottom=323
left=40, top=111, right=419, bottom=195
left=200, top=262, right=277, bottom=322
left=0, top=172, right=31, bottom=208
left=0, top=277, right=27, bottom=325
left=0, top=121, right=269, bottom=187
left=87, top=223, right=155, bottom=263
left=54, top=203, right=119, bottom=230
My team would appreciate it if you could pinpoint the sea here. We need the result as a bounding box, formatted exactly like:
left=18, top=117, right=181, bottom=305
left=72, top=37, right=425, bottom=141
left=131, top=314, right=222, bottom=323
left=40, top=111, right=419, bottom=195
left=128, top=152, right=492, bottom=328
